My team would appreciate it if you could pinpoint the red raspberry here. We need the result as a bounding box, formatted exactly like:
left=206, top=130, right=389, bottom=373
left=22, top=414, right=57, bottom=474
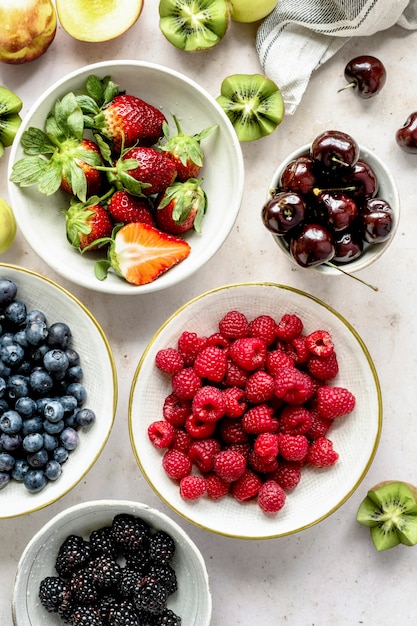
left=229, top=337, right=267, bottom=371
left=218, top=418, right=250, bottom=444
left=162, top=392, right=191, bottom=427
left=268, top=461, right=302, bottom=490
left=278, top=433, right=309, bottom=462
left=248, top=450, right=279, bottom=474
left=193, top=346, right=227, bottom=382
left=218, top=310, right=249, bottom=339
left=179, top=475, right=207, bottom=500
left=254, top=432, right=279, bottom=457
left=315, top=385, right=356, bottom=419
left=171, top=368, right=202, bottom=399
left=274, top=366, right=314, bottom=404
left=279, top=405, right=312, bottom=435
left=289, top=335, right=310, bottom=364
left=169, top=428, right=192, bottom=453
left=188, top=438, right=221, bottom=473
left=222, top=386, right=247, bottom=418
left=231, top=469, right=262, bottom=501
left=192, top=386, right=225, bottom=422
left=226, top=442, right=252, bottom=459
left=213, top=449, right=246, bottom=482
left=258, top=480, right=286, bottom=513
left=155, top=348, right=184, bottom=374
left=307, top=351, right=339, bottom=380
left=147, top=420, right=175, bottom=448
left=306, top=409, right=332, bottom=440
left=185, top=413, right=216, bottom=439
left=275, top=313, right=303, bottom=341
left=241, top=404, right=278, bottom=434
left=177, top=331, right=208, bottom=366
left=305, top=329, right=334, bottom=357
left=265, top=349, right=294, bottom=375
left=245, top=370, right=275, bottom=404
left=307, top=437, right=339, bottom=467
left=248, top=315, right=277, bottom=346
left=205, top=472, right=230, bottom=499
left=206, top=332, right=230, bottom=350
left=162, top=449, right=192, bottom=480
left=223, top=358, right=249, bottom=388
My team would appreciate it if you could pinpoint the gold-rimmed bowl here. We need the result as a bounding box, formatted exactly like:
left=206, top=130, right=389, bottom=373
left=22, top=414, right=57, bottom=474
left=129, top=282, right=382, bottom=539
left=0, top=264, right=117, bottom=518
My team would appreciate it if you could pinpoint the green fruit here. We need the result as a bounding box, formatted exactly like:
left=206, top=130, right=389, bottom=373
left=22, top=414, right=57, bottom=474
left=0, top=198, right=17, bottom=253
left=216, top=73, right=284, bottom=142
left=0, top=86, right=23, bottom=115
left=159, top=0, right=230, bottom=52
left=0, top=86, right=22, bottom=156
left=356, top=481, right=417, bottom=551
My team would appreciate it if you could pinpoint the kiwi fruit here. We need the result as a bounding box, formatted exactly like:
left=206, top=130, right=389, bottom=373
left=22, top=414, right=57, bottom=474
left=159, top=0, right=230, bottom=52
left=216, top=73, right=284, bottom=142
left=0, top=86, right=22, bottom=157
left=356, top=481, right=417, bottom=551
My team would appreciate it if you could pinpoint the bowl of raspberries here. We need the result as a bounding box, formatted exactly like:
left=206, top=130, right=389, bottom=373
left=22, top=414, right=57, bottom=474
left=0, top=264, right=116, bottom=517
left=7, top=60, right=244, bottom=295
left=13, top=499, right=211, bottom=625
left=129, top=282, right=382, bottom=539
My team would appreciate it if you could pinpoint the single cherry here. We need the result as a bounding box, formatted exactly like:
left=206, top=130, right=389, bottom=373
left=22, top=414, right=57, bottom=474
left=360, top=197, right=394, bottom=243
left=290, top=223, right=335, bottom=267
left=333, top=229, right=364, bottom=263
left=340, top=55, right=387, bottom=99
left=341, top=160, right=378, bottom=199
left=315, top=191, right=358, bottom=231
left=279, top=156, right=318, bottom=195
left=396, top=112, right=417, bottom=153
left=311, top=130, right=360, bottom=172
left=262, top=192, right=306, bottom=235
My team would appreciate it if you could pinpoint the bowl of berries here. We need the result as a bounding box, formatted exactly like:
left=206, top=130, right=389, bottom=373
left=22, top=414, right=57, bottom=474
left=0, top=264, right=116, bottom=517
left=129, top=282, right=382, bottom=539
left=261, top=130, right=400, bottom=281
left=8, top=60, right=244, bottom=295
left=13, top=499, right=211, bottom=625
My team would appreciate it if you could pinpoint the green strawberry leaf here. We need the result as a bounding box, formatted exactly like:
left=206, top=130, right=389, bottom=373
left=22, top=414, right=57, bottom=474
left=94, top=133, right=112, bottom=163
left=94, top=259, right=112, bottom=280
left=76, top=147, right=102, bottom=167
left=118, top=171, right=146, bottom=196
left=67, top=159, right=88, bottom=202
left=85, top=75, right=120, bottom=107
left=20, top=127, right=56, bottom=155
left=37, top=160, right=64, bottom=196
left=76, top=95, right=100, bottom=116
left=46, top=93, right=84, bottom=142
left=195, top=124, right=218, bottom=142
left=9, top=156, right=49, bottom=186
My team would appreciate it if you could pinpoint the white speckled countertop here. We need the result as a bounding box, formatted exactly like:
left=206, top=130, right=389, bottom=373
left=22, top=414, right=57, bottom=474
left=1, top=5, right=417, bottom=625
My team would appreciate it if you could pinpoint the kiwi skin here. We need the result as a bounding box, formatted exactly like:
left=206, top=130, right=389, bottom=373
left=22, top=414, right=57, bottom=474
left=356, top=480, right=417, bottom=551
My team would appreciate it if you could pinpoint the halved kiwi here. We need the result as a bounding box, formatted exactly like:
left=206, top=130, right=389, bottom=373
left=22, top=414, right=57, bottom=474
left=0, top=86, right=22, bottom=157
left=159, top=0, right=230, bottom=52
left=0, top=86, right=22, bottom=116
left=356, top=481, right=417, bottom=551
left=216, top=73, right=284, bottom=142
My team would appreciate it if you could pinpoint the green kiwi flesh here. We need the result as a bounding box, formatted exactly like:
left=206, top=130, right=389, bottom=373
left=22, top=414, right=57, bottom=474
left=356, top=481, right=417, bottom=551
left=159, top=0, right=230, bottom=52
left=0, top=86, right=22, bottom=116
left=0, top=87, right=22, bottom=156
left=216, top=73, right=284, bottom=142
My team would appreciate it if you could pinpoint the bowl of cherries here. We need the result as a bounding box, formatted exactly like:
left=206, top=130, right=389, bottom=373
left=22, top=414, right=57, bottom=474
left=262, top=130, right=400, bottom=281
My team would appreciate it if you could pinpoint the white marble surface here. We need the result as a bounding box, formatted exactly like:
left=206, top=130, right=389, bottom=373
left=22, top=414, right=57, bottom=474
left=1, top=5, right=417, bottom=625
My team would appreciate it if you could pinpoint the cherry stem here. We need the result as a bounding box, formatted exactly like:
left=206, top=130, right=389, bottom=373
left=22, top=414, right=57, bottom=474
left=337, top=82, right=356, bottom=93
left=313, top=186, right=356, bottom=196
left=325, top=261, right=378, bottom=291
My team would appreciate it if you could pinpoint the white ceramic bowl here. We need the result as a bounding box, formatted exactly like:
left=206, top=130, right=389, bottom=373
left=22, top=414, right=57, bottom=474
left=7, top=60, right=244, bottom=295
left=0, top=264, right=117, bottom=517
left=129, top=282, right=382, bottom=539
left=266, top=143, right=400, bottom=275
left=13, top=499, right=212, bottom=626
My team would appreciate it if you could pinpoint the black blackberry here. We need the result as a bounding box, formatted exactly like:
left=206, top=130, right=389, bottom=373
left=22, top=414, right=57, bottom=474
left=71, top=604, right=104, bottom=625
left=38, top=575, right=73, bottom=617
left=124, top=538, right=151, bottom=574
left=149, top=530, right=176, bottom=564
left=112, top=513, right=150, bottom=556
left=118, top=566, right=142, bottom=598
left=55, top=534, right=92, bottom=578
left=147, top=563, right=178, bottom=596
left=69, top=569, right=98, bottom=605
left=96, top=594, right=118, bottom=622
left=88, top=554, right=122, bottom=591
left=157, top=608, right=182, bottom=626
left=133, top=575, right=168, bottom=615
left=89, top=525, right=118, bottom=559
left=107, top=599, right=142, bottom=626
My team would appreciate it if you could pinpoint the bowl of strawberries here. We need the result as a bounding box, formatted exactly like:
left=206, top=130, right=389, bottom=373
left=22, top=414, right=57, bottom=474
left=129, top=282, right=382, bottom=539
left=8, top=60, right=244, bottom=294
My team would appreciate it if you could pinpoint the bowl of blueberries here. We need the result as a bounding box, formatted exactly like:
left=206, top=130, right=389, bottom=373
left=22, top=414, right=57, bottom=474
left=0, top=264, right=117, bottom=517
left=261, top=130, right=400, bottom=279
left=13, top=499, right=212, bottom=625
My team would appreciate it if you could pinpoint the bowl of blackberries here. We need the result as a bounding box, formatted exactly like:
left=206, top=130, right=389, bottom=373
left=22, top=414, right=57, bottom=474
left=13, top=499, right=212, bottom=626
left=262, top=130, right=400, bottom=279
left=0, top=264, right=116, bottom=517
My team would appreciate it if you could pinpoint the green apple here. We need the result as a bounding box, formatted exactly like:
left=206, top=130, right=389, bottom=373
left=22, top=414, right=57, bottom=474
left=0, top=0, right=57, bottom=64
left=56, top=0, right=144, bottom=42
left=229, top=0, right=277, bottom=23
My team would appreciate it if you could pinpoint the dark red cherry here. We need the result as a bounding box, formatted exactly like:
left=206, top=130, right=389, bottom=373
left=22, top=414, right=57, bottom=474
left=342, top=160, right=378, bottom=199
left=262, top=192, right=306, bottom=235
left=311, top=130, right=360, bottom=172
left=360, top=198, right=394, bottom=243
left=290, top=223, right=335, bottom=268
left=341, top=55, right=386, bottom=99
left=279, top=156, right=318, bottom=195
left=315, top=191, right=358, bottom=231
left=333, top=230, right=364, bottom=263
left=396, top=112, right=417, bottom=153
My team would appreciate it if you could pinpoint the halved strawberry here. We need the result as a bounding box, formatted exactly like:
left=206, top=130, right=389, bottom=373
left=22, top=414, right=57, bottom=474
left=93, top=222, right=191, bottom=285
left=64, top=195, right=114, bottom=250
left=108, top=190, right=155, bottom=226
left=155, top=178, right=207, bottom=234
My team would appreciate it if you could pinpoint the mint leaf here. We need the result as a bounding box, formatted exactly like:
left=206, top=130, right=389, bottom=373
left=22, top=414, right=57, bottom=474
left=9, top=156, right=49, bottom=186
left=20, top=128, right=55, bottom=155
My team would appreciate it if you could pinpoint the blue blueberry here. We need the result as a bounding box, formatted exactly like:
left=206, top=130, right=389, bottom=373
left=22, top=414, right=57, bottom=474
left=7, top=374, right=30, bottom=399
left=42, top=433, right=58, bottom=452
left=0, top=452, right=15, bottom=471
left=0, top=410, right=23, bottom=434
left=27, top=448, right=48, bottom=468
left=53, top=446, right=69, bottom=464
left=4, top=300, right=27, bottom=326
left=0, top=360, right=11, bottom=378
left=15, top=396, right=37, bottom=417
left=60, top=395, right=78, bottom=414
left=0, top=432, right=22, bottom=451
left=22, top=432, right=44, bottom=453
left=29, top=369, right=54, bottom=395
left=44, top=460, right=62, bottom=481
left=23, top=469, right=47, bottom=493
left=29, top=343, right=50, bottom=363
left=43, top=349, right=69, bottom=376
left=75, top=407, right=96, bottom=429
left=0, top=399, right=9, bottom=412
left=0, top=472, right=10, bottom=490
left=12, top=458, right=29, bottom=481
left=25, top=309, right=47, bottom=324
left=25, top=320, right=48, bottom=345
left=0, top=279, right=17, bottom=305
left=60, top=427, right=79, bottom=451
left=43, top=419, right=64, bottom=435
left=13, top=329, right=29, bottom=347
left=44, top=400, right=65, bottom=423
left=65, top=365, right=83, bottom=383
left=0, top=342, right=25, bottom=367
left=65, top=348, right=80, bottom=367
left=47, top=322, right=72, bottom=349
left=0, top=376, right=5, bottom=397
left=22, top=415, right=43, bottom=436
left=66, top=382, right=87, bottom=406
left=0, top=332, right=15, bottom=347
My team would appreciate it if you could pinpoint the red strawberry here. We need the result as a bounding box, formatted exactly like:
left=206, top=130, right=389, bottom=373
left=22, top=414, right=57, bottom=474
left=60, top=138, right=105, bottom=199
left=93, top=222, right=191, bottom=285
left=121, top=147, right=177, bottom=196
left=160, top=115, right=217, bottom=182
left=155, top=178, right=207, bottom=235
left=108, top=190, right=155, bottom=226
left=64, top=197, right=114, bottom=251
